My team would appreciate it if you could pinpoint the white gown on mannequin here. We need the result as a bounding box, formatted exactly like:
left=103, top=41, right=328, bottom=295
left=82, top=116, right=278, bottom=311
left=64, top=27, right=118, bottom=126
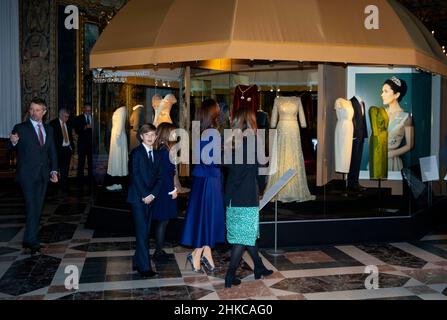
left=107, top=106, right=128, bottom=177
left=267, top=96, right=316, bottom=203
left=334, top=98, right=354, bottom=173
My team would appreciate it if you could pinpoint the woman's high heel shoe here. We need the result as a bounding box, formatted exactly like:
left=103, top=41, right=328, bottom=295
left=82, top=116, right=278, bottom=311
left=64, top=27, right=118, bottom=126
left=254, top=268, right=274, bottom=280
left=200, top=256, right=216, bottom=272
left=185, top=254, right=203, bottom=273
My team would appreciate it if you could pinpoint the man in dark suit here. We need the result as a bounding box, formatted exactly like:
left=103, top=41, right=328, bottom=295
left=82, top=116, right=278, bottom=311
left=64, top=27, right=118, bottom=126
left=8, top=98, right=58, bottom=255
left=50, top=108, right=75, bottom=192
left=127, top=124, right=162, bottom=278
left=74, top=104, right=93, bottom=186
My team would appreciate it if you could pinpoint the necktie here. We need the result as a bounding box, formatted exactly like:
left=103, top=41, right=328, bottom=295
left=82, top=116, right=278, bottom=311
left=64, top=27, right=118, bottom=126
left=62, top=122, right=69, bottom=144
left=37, top=124, right=44, bottom=146
left=148, top=150, right=153, bottom=164
left=86, top=115, right=91, bottom=125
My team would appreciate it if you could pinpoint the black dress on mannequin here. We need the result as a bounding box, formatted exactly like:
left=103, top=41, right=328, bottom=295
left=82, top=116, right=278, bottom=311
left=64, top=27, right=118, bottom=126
left=347, top=96, right=368, bottom=192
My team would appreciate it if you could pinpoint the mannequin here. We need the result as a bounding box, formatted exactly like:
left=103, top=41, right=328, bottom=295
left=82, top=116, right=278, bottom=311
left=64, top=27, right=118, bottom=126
left=107, top=105, right=129, bottom=191
left=256, top=105, right=269, bottom=130
left=266, top=96, right=316, bottom=203
left=154, top=93, right=176, bottom=127
left=369, top=106, right=389, bottom=179
left=153, top=93, right=189, bottom=193
left=233, top=85, right=260, bottom=116
left=382, top=77, right=414, bottom=171
left=129, top=105, right=145, bottom=151
left=347, top=96, right=368, bottom=192
left=151, top=94, right=163, bottom=127
left=334, top=98, right=354, bottom=174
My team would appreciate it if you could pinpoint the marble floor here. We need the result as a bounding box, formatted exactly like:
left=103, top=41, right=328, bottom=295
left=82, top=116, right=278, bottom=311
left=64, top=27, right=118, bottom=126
left=0, top=185, right=447, bottom=300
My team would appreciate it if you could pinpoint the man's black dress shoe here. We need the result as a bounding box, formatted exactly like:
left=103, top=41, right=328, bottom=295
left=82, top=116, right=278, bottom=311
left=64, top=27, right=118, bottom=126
left=23, top=244, right=41, bottom=255
left=138, top=270, right=158, bottom=278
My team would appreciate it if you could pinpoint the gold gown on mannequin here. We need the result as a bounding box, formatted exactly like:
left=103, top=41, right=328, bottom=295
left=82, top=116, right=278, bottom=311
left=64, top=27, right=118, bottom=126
left=369, top=106, right=389, bottom=179
left=266, top=96, right=315, bottom=203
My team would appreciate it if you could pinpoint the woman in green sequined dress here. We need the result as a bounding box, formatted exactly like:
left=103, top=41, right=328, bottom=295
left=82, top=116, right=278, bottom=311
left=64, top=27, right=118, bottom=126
left=223, top=108, right=273, bottom=288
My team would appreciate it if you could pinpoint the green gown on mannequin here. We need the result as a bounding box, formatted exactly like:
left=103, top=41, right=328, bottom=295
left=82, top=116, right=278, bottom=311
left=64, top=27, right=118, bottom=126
left=369, top=107, right=389, bottom=179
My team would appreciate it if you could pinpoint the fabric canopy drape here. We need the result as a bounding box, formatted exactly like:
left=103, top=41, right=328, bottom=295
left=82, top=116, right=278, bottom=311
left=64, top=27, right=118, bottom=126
left=0, top=0, right=21, bottom=138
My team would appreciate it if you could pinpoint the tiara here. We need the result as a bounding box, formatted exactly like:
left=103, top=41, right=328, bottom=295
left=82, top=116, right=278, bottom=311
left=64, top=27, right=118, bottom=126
left=390, top=76, right=401, bottom=87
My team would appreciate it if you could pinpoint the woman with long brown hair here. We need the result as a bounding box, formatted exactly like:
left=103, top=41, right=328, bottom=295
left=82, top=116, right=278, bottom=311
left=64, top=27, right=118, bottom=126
left=224, top=108, right=273, bottom=288
left=151, top=122, right=178, bottom=258
left=180, top=99, right=225, bottom=273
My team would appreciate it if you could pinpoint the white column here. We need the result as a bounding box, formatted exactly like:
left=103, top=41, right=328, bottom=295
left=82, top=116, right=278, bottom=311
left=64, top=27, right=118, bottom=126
left=0, top=0, right=21, bottom=137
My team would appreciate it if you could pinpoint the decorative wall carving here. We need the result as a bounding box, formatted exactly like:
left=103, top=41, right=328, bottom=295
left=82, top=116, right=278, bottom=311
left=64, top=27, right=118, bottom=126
left=20, top=0, right=128, bottom=120
left=20, top=0, right=53, bottom=118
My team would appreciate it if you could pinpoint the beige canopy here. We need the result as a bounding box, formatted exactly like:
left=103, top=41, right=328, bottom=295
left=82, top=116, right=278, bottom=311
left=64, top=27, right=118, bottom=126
left=90, top=0, right=447, bottom=76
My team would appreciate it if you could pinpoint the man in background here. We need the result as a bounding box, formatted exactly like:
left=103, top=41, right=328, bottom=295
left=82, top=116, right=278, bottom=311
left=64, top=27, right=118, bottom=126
left=50, top=108, right=74, bottom=192
left=74, top=104, right=93, bottom=187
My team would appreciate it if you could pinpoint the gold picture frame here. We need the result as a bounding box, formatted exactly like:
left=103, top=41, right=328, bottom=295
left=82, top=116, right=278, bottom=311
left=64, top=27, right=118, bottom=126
left=76, top=14, right=100, bottom=115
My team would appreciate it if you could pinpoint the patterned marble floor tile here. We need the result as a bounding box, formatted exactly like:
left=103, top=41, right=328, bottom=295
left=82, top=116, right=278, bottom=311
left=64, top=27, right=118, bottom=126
left=39, top=223, right=78, bottom=243
left=216, top=281, right=273, bottom=300
left=356, top=244, right=428, bottom=269
left=303, top=287, right=413, bottom=300
left=104, top=289, right=132, bottom=300
left=159, top=285, right=190, bottom=300
left=184, top=276, right=211, bottom=286
left=0, top=255, right=61, bottom=296
left=367, top=295, right=423, bottom=300
left=401, top=269, right=447, bottom=285
left=419, top=293, right=447, bottom=300
left=284, top=251, right=336, bottom=264
left=271, top=273, right=410, bottom=294
left=404, top=285, right=439, bottom=295
left=15, top=295, right=46, bottom=300
left=186, top=285, right=214, bottom=300
left=391, top=242, right=447, bottom=262
left=58, top=291, right=105, bottom=300
left=131, top=287, right=160, bottom=300
left=277, top=294, right=306, bottom=300
left=410, top=241, right=447, bottom=260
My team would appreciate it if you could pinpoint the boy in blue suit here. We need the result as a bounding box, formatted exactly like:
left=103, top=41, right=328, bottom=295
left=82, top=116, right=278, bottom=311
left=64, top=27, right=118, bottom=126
left=127, top=124, right=162, bottom=278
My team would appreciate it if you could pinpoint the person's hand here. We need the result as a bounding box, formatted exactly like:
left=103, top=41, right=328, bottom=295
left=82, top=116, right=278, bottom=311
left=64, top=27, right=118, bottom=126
left=50, top=172, right=58, bottom=183
left=10, top=133, right=19, bottom=145
left=142, top=195, right=154, bottom=205
left=171, top=191, right=178, bottom=200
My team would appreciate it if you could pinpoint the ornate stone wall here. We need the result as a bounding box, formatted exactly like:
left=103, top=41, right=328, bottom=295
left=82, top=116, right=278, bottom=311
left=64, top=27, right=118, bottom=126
left=19, top=0, right=127, bottom=120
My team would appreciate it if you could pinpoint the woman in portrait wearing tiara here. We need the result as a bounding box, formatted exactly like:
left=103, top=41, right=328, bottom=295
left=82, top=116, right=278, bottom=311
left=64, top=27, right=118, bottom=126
left=381, top=77, right=414, bottom=171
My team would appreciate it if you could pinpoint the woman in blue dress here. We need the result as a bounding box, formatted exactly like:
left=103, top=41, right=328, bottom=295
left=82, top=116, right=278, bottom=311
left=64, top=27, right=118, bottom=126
left=152, top=123, right=178, bottom=258
left=181, top=99, right=225, bottom=273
